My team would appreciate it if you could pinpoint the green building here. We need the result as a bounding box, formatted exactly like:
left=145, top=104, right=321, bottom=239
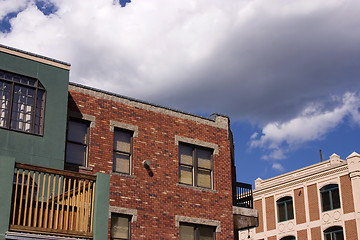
left=0, top=44, right=109, bottom=240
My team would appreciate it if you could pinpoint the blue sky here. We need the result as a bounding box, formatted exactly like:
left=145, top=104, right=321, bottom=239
left=1, top=0, right=359, bottom=186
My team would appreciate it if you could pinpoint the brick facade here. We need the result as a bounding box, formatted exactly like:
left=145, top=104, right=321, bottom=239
left=67, top=84, right=236, bottom=239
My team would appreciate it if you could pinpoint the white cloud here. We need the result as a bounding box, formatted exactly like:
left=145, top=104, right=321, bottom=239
left=272, top=163, right=284, bottom=172
left=250, top=92, right=360, bottom=158
left=0, top=0, right=28, bottom=19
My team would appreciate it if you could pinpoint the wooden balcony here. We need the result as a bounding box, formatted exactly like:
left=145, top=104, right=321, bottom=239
left=10, top=163, right=96, bottom=239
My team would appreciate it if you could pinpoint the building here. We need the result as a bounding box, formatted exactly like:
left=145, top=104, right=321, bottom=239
left=0, top=44, right=257, bottom=240
left=239, top=152, right=360, bottom=240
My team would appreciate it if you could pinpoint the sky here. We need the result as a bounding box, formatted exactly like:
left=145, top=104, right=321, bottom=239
left=1, top=0, right=360, bottom=185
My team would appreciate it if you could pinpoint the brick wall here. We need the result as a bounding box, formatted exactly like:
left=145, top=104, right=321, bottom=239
left=294, top=187, right=306, bottom=224
left=310, top=226, right=321, bottom=240
left=254, top=199, right=263, bottom=233
left=345, top=219, right=358, bottom=239
left=307, top=184, right=320, bottom=221
left=340, top=175, right=355, bottom=214
left=297, top=229, right=307, bottom=240
left=265, top=196, right=276, bottom=231
left=68, top=86, right=235, bottom=239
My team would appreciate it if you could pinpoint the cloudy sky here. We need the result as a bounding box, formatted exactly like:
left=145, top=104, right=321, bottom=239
left=1, top=0, right=360, bottom=183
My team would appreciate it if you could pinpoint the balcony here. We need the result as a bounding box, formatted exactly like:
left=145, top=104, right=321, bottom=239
left=233, top=182, right=258, bottom=231
left=9, top=163, right=96, bottom=239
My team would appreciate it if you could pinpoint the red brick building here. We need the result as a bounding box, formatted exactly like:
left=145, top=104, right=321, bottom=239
left=66, top=83, right=257, bottom=239
left=239, top=152, right=360, bottom=240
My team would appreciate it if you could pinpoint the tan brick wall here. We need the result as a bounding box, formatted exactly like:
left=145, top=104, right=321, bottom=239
left=294, top=187, right=306, bottom=224
left=310, top=226, right=321, bottom=240
left=265, top=196, right=276, bottom=231
left=254, top=199, right=263, bottom=233
left=68, top=89, right=235, bottom=239
left=297, top=229, right=308, bottom=240
left=340, top=175, right=355, bottom=214
left=307, top=184, right=320, bottom=221
left=345, top=219, right=358, bottom=239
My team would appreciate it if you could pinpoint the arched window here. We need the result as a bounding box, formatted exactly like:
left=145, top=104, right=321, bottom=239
left=320, top=184, right=340, bottom=212
left=324, top=226, right=344, bottom=240
left=280, top=236, right=296, bottom=240
left=0, top=70, right=45, bottom=135
left=277, top=196, right=294, bottom=222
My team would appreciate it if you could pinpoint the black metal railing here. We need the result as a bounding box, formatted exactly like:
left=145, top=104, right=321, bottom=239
left=233, top=182, right=253, bottom=209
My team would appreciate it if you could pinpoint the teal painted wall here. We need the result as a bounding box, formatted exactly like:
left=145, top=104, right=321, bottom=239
left=93, top=173, right=110, bottom=240
left=0, top=51, right=69, bottom=169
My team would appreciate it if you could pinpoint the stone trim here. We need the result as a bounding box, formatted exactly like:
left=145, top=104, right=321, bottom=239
left=69, top=111, right=96, bottom=128
left=109, top=120, right=138, bottom=137
left=109, top=206, right=138, bottom=222
left=176, top=183, right=218, bottom=193
left=175, top=136, right=219, bottom=155
left=69, top=84, right=229, bottom=130
left=0, top=44, right=70, bottom=70
left=175, top=215, right=221, bottom=232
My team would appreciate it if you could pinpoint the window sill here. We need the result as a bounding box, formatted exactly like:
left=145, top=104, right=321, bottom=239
left=79, top=166, right=93, bottom=172
left=176, top=183, right=217, bottom=193
left=111, top=172, right=137, bottom=179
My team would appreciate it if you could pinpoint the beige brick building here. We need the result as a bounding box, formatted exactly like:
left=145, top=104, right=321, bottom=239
left=239, top=152, right=360, bottom=240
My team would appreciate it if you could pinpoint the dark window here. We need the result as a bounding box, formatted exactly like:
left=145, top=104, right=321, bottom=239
left=321, top=184, right=340, bottom=212
left=324, top=226, right=344, bottom=240
left=179, top=143, right=213, bottom=189
left=113, top=128, right=133, bottom=174
left=277, top=196, right=294, bottom=222
left=179, top=223, right=215, bottom=240
left=0, top=70, right=45, bottom=135
left=65, top=119, right=89, bottom=166
left=111, top=213, right=131, bottom=240
left=280, top=236, right=296, bottom=240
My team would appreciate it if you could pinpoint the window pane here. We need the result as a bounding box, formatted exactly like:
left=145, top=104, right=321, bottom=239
left=332, top=188, right=340, bottom=209
left=111, top=215, right=129, bottom=239
left=114, top=152, right=130, bottom=174
left=114, top=130, right=132, bottom=153
left=278, top=202, right=286, bottom=222
left=197, top=169, right=211, bottom=188
left=197, top=149, right=212, bottom=169
left=180, top=165, right=193, bottom=185
left=335, top=230, right=344, bottom=240
left=68, top=120, right=88, bottom=144
left=66, top=142, right=86, bottom=166
left=287, top=200, right=294, bottom=220
left=198, top=225, right=214, bottom=240
left=180, top=145, right=193, bottom=166
left=180, top=224, right=194, bottom=240
left=322, top=191, right=331, bottom=211
left=0, top=80, right=10, bottom=128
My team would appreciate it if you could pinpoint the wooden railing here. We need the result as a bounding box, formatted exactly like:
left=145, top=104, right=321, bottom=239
left=233, top=182, right=253, bottom=209
left=10, top=163, right=96, bottom=238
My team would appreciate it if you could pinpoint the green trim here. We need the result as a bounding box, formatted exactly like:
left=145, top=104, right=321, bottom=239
left=93, top=173, right=110, bottom=240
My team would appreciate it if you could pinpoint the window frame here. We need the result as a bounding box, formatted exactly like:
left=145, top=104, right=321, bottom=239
left=323, top=226, right=344, bottom=240
left=65, top=118, right=90, bottom=167
left=113, top=128, right=133, bottom=175
left=280, top=236, right=296, bottom=240
left=179, top=222, right=216, bottom=240
left=178, top=142, right=214, bottom=189
left=320, top=184, right=341, bottom=212
left=277, top=196, right=294, bottom=222
left=110, top=213, right=131, bottom=240
left=0, top=69, right=46, bottom=135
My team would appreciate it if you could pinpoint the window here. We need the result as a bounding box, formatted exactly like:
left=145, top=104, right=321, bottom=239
left=277, top=196, right=294, bottom=222
left=65, top=119, right=89, bottom=166
left=324, top=226, right=344, bottom=240
left=179, top=143, right=213, bottom=189
left=280, top=236, right=296, bottom=240
left=180, top=223, right=215, bottom=240
left=111, top=213, right=131, bottom=240
left=0, top=70, right=45, bottom=135
left=113, top=128, right=133, bottom=174
left=321, top=184, right=340, bottom=212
